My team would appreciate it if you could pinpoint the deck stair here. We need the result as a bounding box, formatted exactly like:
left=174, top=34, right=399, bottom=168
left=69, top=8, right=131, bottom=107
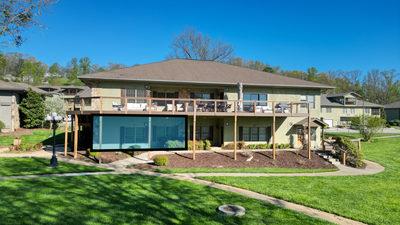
left=317, top=140, right=341, bottom=165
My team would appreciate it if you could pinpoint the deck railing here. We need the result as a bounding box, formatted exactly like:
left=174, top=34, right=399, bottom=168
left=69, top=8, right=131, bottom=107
left=68, top=96, right=310, bottom=116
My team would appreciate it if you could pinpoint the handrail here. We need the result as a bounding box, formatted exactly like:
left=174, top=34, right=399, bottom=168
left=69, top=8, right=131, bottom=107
left=67, top=96, right=310, bottom=115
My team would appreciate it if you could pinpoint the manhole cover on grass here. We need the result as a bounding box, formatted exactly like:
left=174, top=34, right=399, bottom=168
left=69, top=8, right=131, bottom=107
left=217, top=204, right=246, bottom=217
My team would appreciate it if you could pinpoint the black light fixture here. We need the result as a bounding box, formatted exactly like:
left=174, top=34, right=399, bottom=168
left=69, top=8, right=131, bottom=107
left=45, top=112, right=63, bottom=167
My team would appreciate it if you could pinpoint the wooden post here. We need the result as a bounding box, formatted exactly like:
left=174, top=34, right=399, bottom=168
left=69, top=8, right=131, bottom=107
left=357, top=140, right=362, bottom=152
left=172, top=99, right=175, bottom=114
left=307, top=103, right=311, bottom=159
left=124, top=97, right=128, bottom=114
left=99, top=97, right=103, bottom=114
left=73, top=113, right=79, bottom=159
left=64, top=117, right=69, bottom=156
left=342, top=152, right=346, bottom=165
left=234, top=112, right=237, bottom=160
left=80, top=98, right=84, bottom=112
left=272, top=101, right=276, bottom=159
left=253, top=101, right=256, bottom=114
left=192, top=100, right=197, bottom=160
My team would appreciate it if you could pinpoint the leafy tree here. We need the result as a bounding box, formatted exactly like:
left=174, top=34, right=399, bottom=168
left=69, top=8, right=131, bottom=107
left=306, top=67, right=318, bottom=81
left=67, top=57, right=80, bottom=80
left=19, top=59, right=46, bottom=84
left=168, top=28, right=234, bottom=62
left=355, top=115, right=386, bottom=141
left=48, top=63, right=61, bottom=76
left=44, top=94, right=65, bottom=117
left=19, top=89, right=45, bottom=128
left=0, top=0, right=54, bottom=46
left=79, top=57, right=91, bottom=75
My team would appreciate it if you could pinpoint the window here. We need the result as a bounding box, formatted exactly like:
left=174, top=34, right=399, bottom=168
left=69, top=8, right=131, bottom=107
left=300, top=95, right=315, bottom=109
left=343, top=108, right=348, bottom=114
left=372, top=108, right=380, bottom=115
left=324, top=107, right=332, bottom=113
left=243, top=93, right=268, bottom=111
left=311, top=128, right=317, bottom=141
left=92, top=116, right=186, bottom=150
left=122, top=88, right=146, bottom=103
left=190, top=92, right=214, bottom=99
left=239, top=127, right=271, bottom=141
left=350, top=108, right=355, bottom=114
left=364, top=108, right=371, bottom=114
left=189, top=126, right=213, bottom=140
left=152, top=91, right=179, bottom=106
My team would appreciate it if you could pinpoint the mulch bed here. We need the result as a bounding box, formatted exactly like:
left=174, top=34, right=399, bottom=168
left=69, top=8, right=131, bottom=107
left=151, top=150, right=335, bottom=169
left=60, top=151, right=131, bottom=164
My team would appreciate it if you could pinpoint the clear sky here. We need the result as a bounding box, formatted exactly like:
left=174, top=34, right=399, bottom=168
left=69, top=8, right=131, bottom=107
left=2, top=0, right=400, bottom=73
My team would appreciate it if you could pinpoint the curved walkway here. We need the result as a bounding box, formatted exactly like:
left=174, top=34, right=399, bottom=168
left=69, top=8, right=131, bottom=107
left=175, top=160, right=384, bottom=177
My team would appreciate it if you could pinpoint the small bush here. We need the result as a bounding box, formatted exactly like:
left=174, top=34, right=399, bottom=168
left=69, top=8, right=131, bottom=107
left=0, top=120, right=5, bottom=130
left=203, top=139, right=212, bottom=150
left=15, top=142, right=42, bottom=152
left=153, top=156, right=169, bottom=166
left=188, top=140, right=205, bottom=150
left=222, top=141, right=245, bottom=150
left=335, top=136, right=365, bottom=168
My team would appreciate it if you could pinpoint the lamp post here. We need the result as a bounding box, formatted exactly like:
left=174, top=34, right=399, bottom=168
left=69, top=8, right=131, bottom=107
left=46, top=112, right=63, bottom=167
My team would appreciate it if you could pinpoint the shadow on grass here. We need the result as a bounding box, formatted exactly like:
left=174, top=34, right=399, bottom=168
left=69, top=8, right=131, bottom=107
left=0, top=174, right=330, bottom=225
left=0, top=157, right=108, bottom=176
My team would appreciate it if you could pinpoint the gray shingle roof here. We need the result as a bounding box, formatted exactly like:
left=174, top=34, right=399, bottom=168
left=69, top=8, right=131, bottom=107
left=321, top=94, right=382, bottom=107
left=385, top=101, right=400, bottom=109
left=0, top=80, right=47, bottom=94
left=79, top=59, right=334, bottom=89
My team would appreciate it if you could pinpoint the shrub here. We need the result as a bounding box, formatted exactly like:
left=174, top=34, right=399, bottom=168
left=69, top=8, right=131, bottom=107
left=153, top=155, right=169, bottom=166
left=19, top=89, right=45, bottom=128
left=165, top=140, right=185, bottom=148
left=203, top=139, right=212, bottom=150
left=188, top=140, right=206, bottom=150
left=222, top=141, right=245, bottom=150
left=389, top=119, right=400, bottom=126
left=335, top=136, right=365, bottom=168
left=15, top=142, right=42, bottom=152
left=0, top=120, right=5, bottom=130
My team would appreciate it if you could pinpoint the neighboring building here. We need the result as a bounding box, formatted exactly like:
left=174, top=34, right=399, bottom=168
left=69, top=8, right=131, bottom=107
left=37, top=85, right=89, bottom=110
left=0, top=81, right=47, bottom=132
left=385, top=101, right=400, bottom=121
left=321, top=92, right=382, bottom=127
left=66, top=59, right=333, bottom=155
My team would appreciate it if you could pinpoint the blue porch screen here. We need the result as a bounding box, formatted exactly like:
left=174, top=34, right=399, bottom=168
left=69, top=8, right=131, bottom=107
left=92, top=115, right=186, bottom=150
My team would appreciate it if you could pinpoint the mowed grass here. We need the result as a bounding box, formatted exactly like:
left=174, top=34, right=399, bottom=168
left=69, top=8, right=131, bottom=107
left=156, top=167, right=337, bottom=174
left=0, top=174, right=332, bottom=225
left=0, top=157, right=109, bottom=176
left=0, top=129, right=65, bottom=147
left=202, top=138, right=400, bottom=225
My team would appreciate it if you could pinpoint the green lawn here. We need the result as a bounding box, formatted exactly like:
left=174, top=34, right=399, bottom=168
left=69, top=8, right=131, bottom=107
left=202, top=137, right=400, bottom=225
left=0, top=129, right=65, bottom=147
left=0, top=157, right=109, bottom=176
left=156, top=167, right=337, bottom=174
left=0, top=174, right=332, bottom=225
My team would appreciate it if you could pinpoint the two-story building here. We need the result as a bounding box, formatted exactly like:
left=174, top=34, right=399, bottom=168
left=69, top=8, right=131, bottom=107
left=321, top=92, right=382, bottom=127
left=65, top=59, right=333, bottom=158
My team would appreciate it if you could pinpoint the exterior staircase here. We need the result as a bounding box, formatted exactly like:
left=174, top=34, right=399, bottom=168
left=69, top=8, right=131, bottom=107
left=316, top=140, right=341, bottom=165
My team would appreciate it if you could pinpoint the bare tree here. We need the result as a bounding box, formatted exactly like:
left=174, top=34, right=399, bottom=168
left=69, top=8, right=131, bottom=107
left=0, top=0, right=54, bottom=46
left=169, top=28, right=234, bottom=62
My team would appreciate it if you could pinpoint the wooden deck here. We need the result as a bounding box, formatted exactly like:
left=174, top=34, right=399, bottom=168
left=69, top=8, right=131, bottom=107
left=67, top=96, right=310, bottom=117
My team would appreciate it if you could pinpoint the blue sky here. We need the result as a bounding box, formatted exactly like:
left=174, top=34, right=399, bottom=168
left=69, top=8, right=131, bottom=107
left=2, top=0, right=400, bottom=73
